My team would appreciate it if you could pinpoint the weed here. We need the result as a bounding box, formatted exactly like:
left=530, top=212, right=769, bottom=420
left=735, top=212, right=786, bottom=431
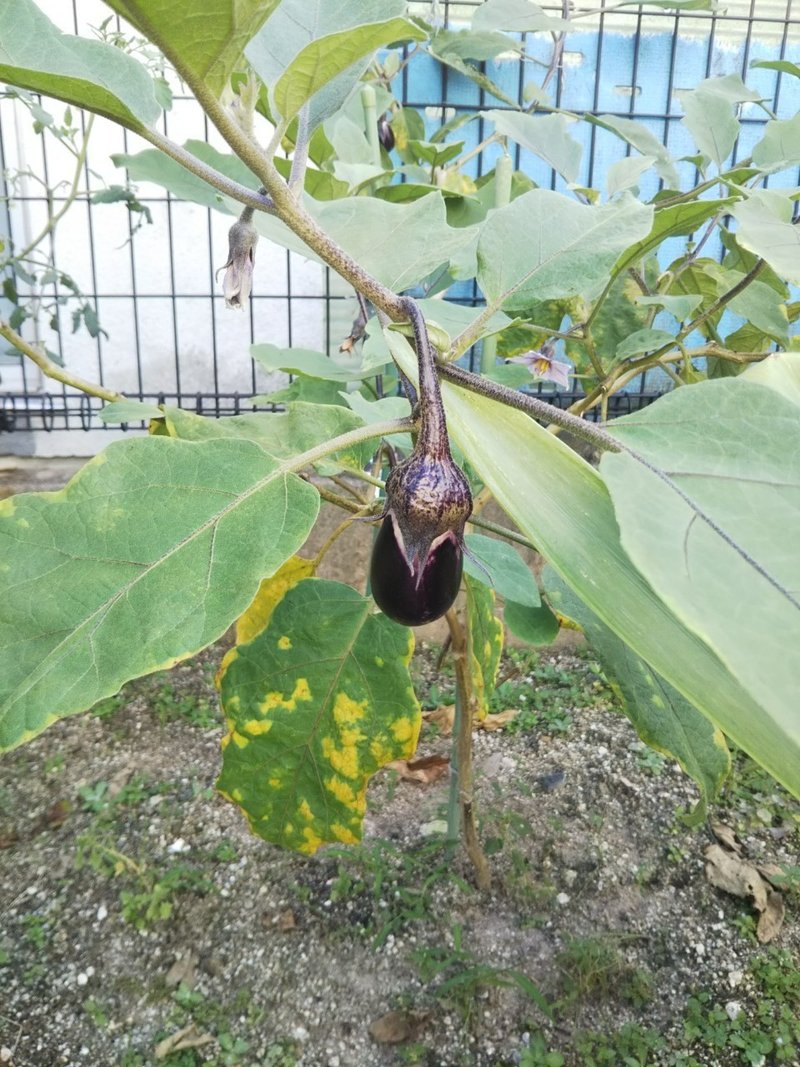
left=91, top=690, right=127, bottom=719
left=151, top=679, right=219, bottom=729
left=554, top=935, right=651, bottom=1008
left=574, top=1022, right=664, bottom=1066
left=119, top=862, right=213, bottom=929
left=21, top=914, right=49, bottom=950
left=519, top=1033, right=565, bottom=1067
left=261, top=1042, right=300, bottom=1067
left=211, top=839, right=239, bottom=863
left=78, top=780, right=110, bottom=813
left=83, top=996, right=110, bottom=1029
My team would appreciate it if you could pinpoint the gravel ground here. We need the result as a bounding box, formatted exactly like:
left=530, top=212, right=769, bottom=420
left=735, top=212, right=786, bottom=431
left=1, top=642, right=797, bottom=1067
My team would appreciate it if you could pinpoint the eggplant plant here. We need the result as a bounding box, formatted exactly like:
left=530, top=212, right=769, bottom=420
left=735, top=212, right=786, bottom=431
left=0, top=0, right=798, bottom=882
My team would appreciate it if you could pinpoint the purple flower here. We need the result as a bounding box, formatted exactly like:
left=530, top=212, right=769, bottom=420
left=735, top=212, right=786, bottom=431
left=508, top=344, right=571, bottom=389
left=217, top=217, right=258, bottom=310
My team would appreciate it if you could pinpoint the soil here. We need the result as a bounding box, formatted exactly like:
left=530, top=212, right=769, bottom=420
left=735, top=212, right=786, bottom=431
left=0, top=460, right=797, bottom=1067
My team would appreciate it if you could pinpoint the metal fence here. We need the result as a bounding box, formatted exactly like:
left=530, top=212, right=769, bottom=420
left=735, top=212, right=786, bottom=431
left=0, top=0, right=798, bottom=450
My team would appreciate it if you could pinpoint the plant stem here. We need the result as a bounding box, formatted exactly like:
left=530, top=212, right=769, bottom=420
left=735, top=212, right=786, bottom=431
left=289, top=105, right=310, bottom=194
left=13, top=115, right=94, bottom=264
left=437, top=361, right=622, bottom=454
left=282, top=417, right=415, bottom=477
left=445, top=608, right=492, bottom=891
left=0, top=321, right=123, bottom=402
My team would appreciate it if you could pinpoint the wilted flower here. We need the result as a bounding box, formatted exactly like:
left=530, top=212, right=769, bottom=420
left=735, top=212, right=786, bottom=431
left=217, top=216, right=258, bottom=310
left=508, top=342, right=571, bottom=389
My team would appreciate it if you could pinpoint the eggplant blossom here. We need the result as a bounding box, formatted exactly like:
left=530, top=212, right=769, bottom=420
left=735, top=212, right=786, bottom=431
left=508, top=342, right=571, bottom=389
left=217, top=214, right=258, bottom=310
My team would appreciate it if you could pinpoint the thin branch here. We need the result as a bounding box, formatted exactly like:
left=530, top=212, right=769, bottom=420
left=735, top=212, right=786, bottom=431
left=0, top=321, right=123, bottom=403
left=289, top=105, right=310, bottom=195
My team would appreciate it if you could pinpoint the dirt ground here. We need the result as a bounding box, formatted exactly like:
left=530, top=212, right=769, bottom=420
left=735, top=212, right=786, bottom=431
left=0, top=458, right=798, bottom=1067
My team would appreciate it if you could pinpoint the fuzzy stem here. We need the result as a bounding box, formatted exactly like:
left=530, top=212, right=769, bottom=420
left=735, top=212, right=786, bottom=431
left=0, top=321, right=123, bottom=402
left=400, top=296, right=450, bottom=459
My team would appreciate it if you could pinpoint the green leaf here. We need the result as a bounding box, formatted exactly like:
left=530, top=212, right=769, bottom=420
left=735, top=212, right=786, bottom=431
left=589, top=115, right=679, bottom=188
left=155, top=403, right=374, bottom=475
left=751, top=59, right=800, bottom=80
left=0, top=437, right=319, bottom=751
left=274, top=16, right=425, bottom=122
left=741, top=351, right=800, bottom=409
left=103, top=0, right=278, bottom=100
left=615, top=328, right=675, bottom=359
left=430, top=29, right=520, bottom=62
left=503, top=600, right=560, bottom=646
left=752, top=114, right=800, bottom=174
left=486, top=110, right=582, bottom=184
left=472, top=0, right=572, bottom=33
left=606, top=155, right=657, bottom=196
left=546, top=570, right=730, bottom=824
left=97, top=400, right=164, bottom=424
left=429, top=50, right=520, bottom=110
left=246, top=0, right=407, bottom=131
left=217, top=578, right=418, bottom=853
left=463, top=533, right=540, bottom=608
left=250, top=344, right=368, bottom=382
left=613, top=199, right=734, bottom=277
left=256, top=377, right=346, bottom=408
left=0, top=0, right=162, bottom=132
left=387, top=332, right=800, bottom=798
left=477, top=190, right=653, bottom=312
left=465, top=575, right=504, bottom=720
left=309, top=193, right=479, bottom=293
left=635, top=293, right=702, bottom=321
left=727, top=278, right=789, bottom=345
left=730, top=191, right=800, bottom=286
left=602, top=379, right=800, bottom=794
left=676, top=77, right=761, bottom=168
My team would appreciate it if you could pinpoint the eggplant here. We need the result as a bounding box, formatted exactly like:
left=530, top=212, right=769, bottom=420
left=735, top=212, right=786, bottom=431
left=370, top=298, right=472, bottom=626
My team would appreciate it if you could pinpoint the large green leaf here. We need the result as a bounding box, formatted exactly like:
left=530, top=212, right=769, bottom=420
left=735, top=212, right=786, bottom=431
left=463, top=532, right=540, bottom=608
left=486, top=111, right=582, bottom=184
left=730, top=191, right=800, bottom=286
left=273, top=16, right=425, bottom=122
left=246, top=0, right=406, bottom=130
left=476, top=190, right=653, bottom=313
left=741, top=350, right=800, bottom=408
left=613, top=199, right=735, bottom=277
left=752, top=114, right=800, bottom=174
left=0, top=437, right=319, bottom=751
left=217, top=578, right=418, bottom=853
left=153, top=403, right=376, bottom=475
left=386, top=331, right=800, bottom=797
left=589, top=115, right=679, bottom=188
left=0, top=0, right=162, bottom=131
left=601, top=378, right=800, bottom=785
left=103, top=0, right=278, bottom=99
left=546, top=570, right=730, bottom=824
left=472, top=0, right=572, bottom=33
left=676, top=76, right=762, bottom=168
left=250, top=344, right=370, bottom=383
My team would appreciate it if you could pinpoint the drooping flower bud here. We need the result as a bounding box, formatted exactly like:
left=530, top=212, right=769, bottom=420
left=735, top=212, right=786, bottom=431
left=370, top=298, right=472, bottom=626
left=217, top=213, right=258, bottom=311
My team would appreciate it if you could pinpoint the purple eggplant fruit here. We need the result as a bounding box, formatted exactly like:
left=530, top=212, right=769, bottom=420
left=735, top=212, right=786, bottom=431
left=370, top=299, right=472, bottom=626
left=378, top=115, right=395, bottom=152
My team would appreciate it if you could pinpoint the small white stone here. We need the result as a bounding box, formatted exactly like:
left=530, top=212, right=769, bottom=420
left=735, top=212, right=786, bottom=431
left=96, top=904, right=108, bottom=922
left=168, top=838, right=189, bottom=854
left=564, top=869, right=578, bottom=887
left=693, top=942, right=706, bottom=957
left=725, top=1001, right=743, bottom=1021
left=1, top=1047, right=13, bottom=1063
left=728, top=969, right=744, bottom=988
left=556, top=892, right=570, bottom=906
left=76, top=972, right=88, bottom=987
left=290, top=1026, right=309, bottom=1042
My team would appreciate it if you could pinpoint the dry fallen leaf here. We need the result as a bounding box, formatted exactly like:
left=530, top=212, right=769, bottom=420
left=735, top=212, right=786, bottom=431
left=386, top=754, right=449, bottom=784
left=369, top=1010, right=427, bottom=1044
left=477, top=708, right=519, bottom=732
left=154, top=1024, right=214, bottom=1060
left=165, top=952, right=198, bottom=990
left=277, top=908, right=297, bottom=932
left=710, top=822, right=743, bottom=853
left=704, top=836, right=785, bottom=943
left=424, top=705, right=455, bottom=736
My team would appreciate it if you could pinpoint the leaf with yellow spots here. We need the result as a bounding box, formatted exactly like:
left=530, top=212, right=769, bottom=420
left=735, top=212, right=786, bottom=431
left=217, top=578, right=419, bottom=854
left=465, top=575, right=504, bottom=721
left=546, top=569, right=730, bottom=825
left=235, top=555, right=316, bottom=645
left=0, top=436, right=319, bottom=752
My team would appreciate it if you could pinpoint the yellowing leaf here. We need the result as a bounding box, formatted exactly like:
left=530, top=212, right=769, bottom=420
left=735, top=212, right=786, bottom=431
left=465, top=575, right=504, bottom=721
left=218, top=579, right=419, bottom=853
left=235, top=556, right=316, bottom=645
